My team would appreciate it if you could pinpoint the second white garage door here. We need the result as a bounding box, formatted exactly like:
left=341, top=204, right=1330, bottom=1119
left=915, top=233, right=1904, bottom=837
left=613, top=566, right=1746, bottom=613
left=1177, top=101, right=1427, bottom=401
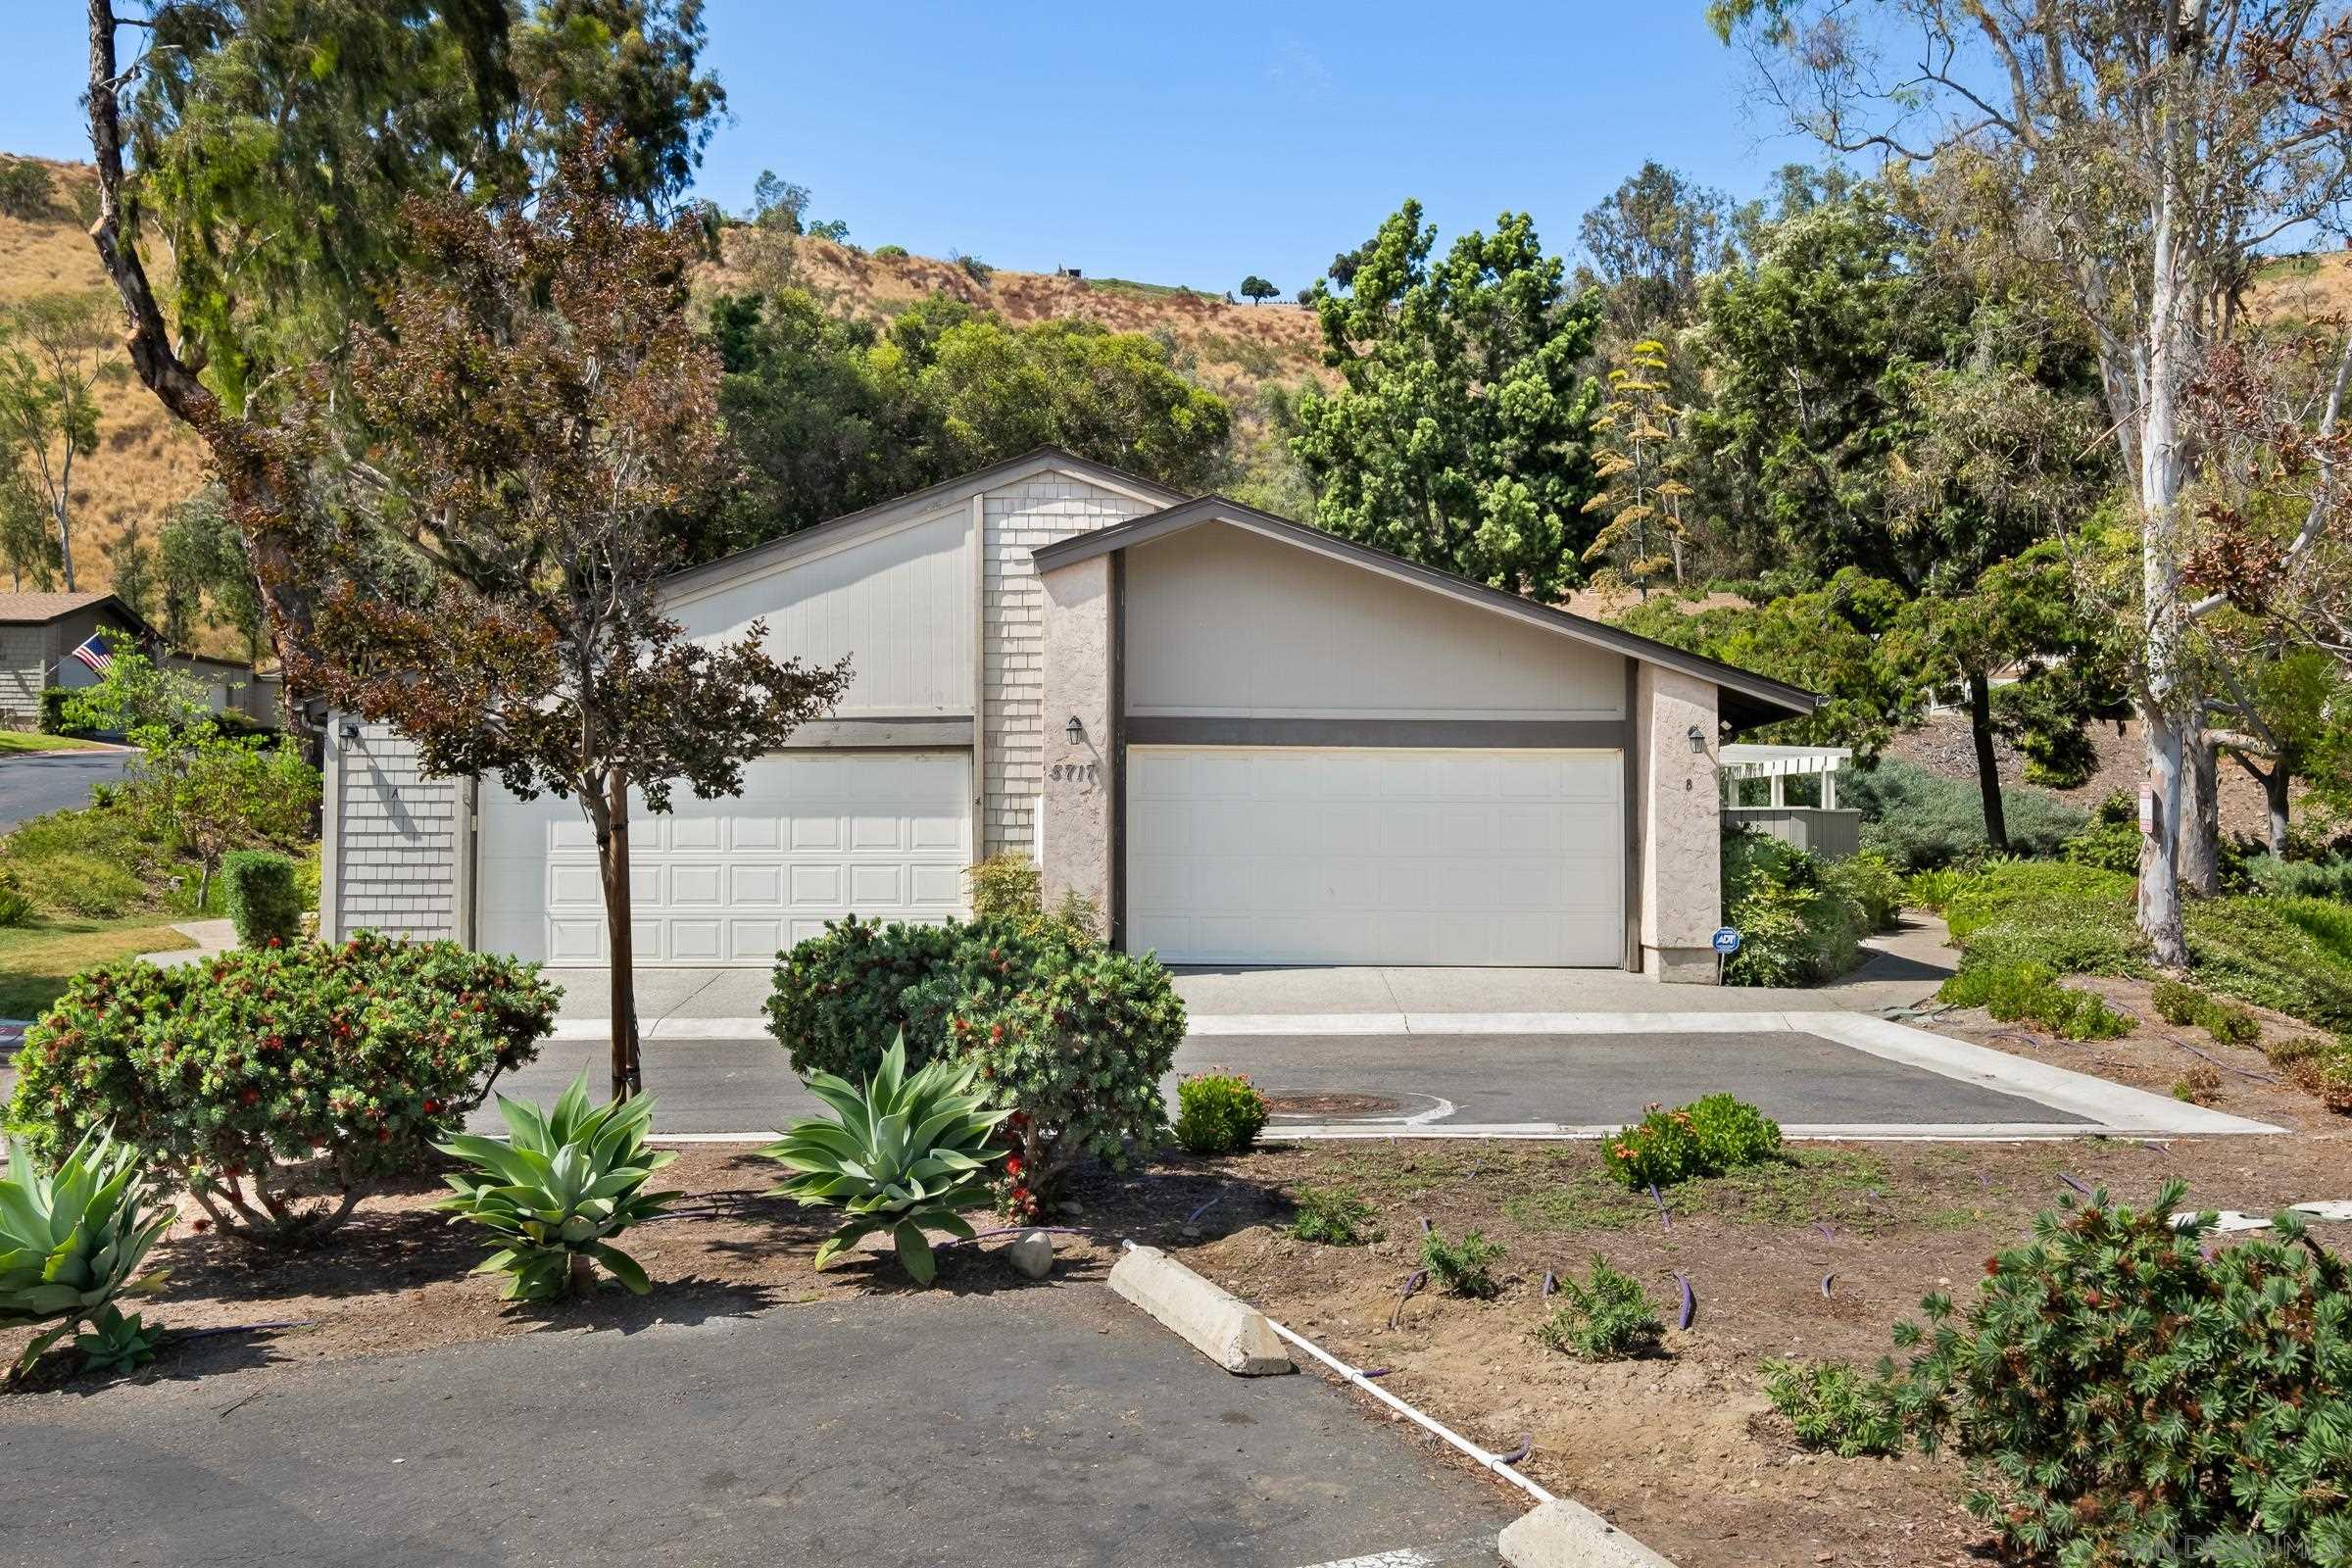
left=476, top=751, right=970, bottom=966
left=1125, top=747, right=1622, bottom=967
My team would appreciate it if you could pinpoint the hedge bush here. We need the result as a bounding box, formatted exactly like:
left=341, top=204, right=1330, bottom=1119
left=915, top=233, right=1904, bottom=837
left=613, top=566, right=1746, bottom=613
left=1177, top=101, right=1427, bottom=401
left=1843, top=758, right=2086, bottom=870
left=221, top=849, right=302, bottom=948
left=1937, top=960, right=2133, bottom=1040
left=764, top=916, right=977, bottom=1080
left=1721, top=832, right=1863, bottom=986
left=1173, top=1071, right=1269, bottom=1155
left=5, top=933, right=560, bottom=1245
left=1858, top=1186, right=2352, bottom=1565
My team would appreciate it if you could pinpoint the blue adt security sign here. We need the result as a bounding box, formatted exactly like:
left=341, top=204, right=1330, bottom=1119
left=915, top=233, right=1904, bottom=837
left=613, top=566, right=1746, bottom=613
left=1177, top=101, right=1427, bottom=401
left=1711, top=926, right=1742, bottom=956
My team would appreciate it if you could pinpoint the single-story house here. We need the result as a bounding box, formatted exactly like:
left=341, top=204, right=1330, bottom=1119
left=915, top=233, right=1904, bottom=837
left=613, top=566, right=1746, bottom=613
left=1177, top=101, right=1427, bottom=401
left=320, top=450, right=1816, bottom=982
left=0, top=590, right=272, bottom=729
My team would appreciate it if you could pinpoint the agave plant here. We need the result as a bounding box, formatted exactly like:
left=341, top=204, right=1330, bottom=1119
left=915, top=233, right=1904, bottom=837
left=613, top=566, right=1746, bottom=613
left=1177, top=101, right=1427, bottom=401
left=0, top=1127, right=172, bottom=1377
left=764, top=1034, right=1007, bottom=1285
left=432, top=1076, right=680, bottom=1301
left=75, top=1303, right=167, bottom=1375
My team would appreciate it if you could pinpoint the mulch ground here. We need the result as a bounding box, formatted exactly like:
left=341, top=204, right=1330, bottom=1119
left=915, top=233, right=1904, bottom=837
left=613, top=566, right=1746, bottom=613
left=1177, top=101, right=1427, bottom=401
left=6, top=1015, right=2348, bottom=1568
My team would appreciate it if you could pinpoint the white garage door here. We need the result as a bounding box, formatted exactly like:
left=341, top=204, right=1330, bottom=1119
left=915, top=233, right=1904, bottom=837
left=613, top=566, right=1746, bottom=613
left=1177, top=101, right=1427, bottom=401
left=1126, top=747, right=1621, bottom=967
left=477, top=751, right=970, bottom=966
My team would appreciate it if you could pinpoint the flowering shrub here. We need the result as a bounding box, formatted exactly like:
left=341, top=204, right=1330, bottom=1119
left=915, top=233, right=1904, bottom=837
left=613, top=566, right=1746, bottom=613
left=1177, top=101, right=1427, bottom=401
left=1600, top=1094, right=1782, bottom=1189
left=956, top=940, right=1186, bottom=1218
left=1172, top=1071, right=1269, bottom=1155
left=1793, top=1185, right=2352, bottom=1566
left=5, top=933, right=558, bottom=1245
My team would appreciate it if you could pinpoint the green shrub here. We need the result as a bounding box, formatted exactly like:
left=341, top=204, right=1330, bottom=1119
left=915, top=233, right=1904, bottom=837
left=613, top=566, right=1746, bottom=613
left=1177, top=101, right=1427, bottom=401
left=36, top=686, right=81, bottom=736
left=1879, top=1186, right=2352, bottom=1565
left=435, top=1075, right=679, bottom=1300
left=220, top=849, right=301, bottom=947
left=0, top=157, right=52, bottom=220
left=1721, top=831, right=1862, bottom=986
left=1535, top=1258, right=1663, bottom=1359
left=954, top=938, right=1186, bottom=1216
left=1899, top=866, right=1966, bottom=912
left=1937, top=859, right=2148, bottom=980
left=1821, top=851, right=1902, bottom=933
left=872, top=243, right=909, bottom=259
left=1844, top=758, right=2086, bottom=870
left=0, top=1127, right=172, bottom=1376
left=2151, top=977, right=2205, bottom=1027
left=1760, top=1358, right=1903, bottom=1457
left=2279, top=895, right=2352, bottom=962
left=2245, top=854, right=2352, bottom=902
left=965, top=853, right=1042, bottom=923
left=0, top=871, right=32, bottom=928
left=293, top=845, right=322, bottom=912
left=7, top=934, right=559, bottom=1246
left=1288, top=1185, right=1377, bottom=1246
left=762, top=1035, right=1006, bottom=1286
left=1602, top=1095, right=1783, bottom=1189
left=2185, top=897, right=2352, bottom=1032
left=1937, top=960, right=2133, bottom=1040
left=770, top=916, right=1184, bottom=1212
left=18, top=850, right=148, bottom=919
left=1173, top=1071, right=1269, bottom=1156
left=1420, top=1226, right=1505, bottom=1298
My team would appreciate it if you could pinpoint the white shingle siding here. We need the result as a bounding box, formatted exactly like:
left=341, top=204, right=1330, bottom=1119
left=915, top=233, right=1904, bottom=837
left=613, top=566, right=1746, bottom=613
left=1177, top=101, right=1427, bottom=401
left=979, top=476, right=1156, bottom=856
left=326, top=723, right=463, bottom=942
left=0, top=625, right=42, bottom=727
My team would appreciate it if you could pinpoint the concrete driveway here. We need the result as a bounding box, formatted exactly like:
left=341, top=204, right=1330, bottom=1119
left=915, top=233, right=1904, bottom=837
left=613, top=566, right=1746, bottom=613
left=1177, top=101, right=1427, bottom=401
left=0, top=747, right=133, bottom=830
left=6, top=1284, right=1516, bottom=1568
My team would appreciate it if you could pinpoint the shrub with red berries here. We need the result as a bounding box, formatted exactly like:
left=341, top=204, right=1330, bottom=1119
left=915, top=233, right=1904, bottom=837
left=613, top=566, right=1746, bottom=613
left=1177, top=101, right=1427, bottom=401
left=5, top=932, right=560, bottom=1246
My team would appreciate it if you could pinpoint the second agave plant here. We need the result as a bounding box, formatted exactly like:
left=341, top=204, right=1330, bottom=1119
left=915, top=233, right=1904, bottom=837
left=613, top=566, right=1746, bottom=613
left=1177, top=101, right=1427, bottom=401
left=763, top=1034, right=1007, bottom=1285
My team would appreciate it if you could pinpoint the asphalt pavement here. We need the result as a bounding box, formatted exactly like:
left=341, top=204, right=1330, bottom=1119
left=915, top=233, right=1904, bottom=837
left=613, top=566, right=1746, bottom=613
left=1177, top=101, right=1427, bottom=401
left=484, top=1025, right=2090, bottom=1137
left=5, top=1283, right=1516, bottom=1568
left=0, top=748, right=133, bottom=830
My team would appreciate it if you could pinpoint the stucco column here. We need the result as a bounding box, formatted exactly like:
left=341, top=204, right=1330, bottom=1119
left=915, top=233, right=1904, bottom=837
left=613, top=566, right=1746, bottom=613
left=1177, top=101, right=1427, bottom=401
left=1636, top=664, right=1722, bottom=983
left=1037, top=555, right=1116, bottom=933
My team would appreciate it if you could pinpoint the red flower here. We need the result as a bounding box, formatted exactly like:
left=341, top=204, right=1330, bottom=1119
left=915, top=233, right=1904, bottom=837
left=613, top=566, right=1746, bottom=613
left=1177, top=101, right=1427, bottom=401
left=1004, top=1155, right=1024, bottom=1177
left=238, top=1088, right=260, bottom=1107
left=421, top=1100, right=441, bottom=1115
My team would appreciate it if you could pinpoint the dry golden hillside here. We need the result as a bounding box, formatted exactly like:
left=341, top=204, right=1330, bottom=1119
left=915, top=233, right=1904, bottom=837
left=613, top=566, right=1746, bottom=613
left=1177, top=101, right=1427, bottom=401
left=0, top=158, right=207, bottom=601
left=0, top=158, right=1330, bottom=612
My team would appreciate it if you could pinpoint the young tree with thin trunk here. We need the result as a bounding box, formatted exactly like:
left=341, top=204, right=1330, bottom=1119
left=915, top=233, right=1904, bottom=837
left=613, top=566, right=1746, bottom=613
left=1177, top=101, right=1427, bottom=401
left=1708, top=0, right=2352, bottom=966
left=286, top=141, right=848, bottom=1101
left=0, top=291, right=120, bottom=592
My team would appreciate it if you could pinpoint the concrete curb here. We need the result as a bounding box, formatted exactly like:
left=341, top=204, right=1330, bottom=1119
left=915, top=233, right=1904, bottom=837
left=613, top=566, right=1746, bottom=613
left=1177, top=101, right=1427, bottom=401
left=1496, top=1500, right=1678, bottom=1568
left=1107, top=1245, right=1294, bottom=1375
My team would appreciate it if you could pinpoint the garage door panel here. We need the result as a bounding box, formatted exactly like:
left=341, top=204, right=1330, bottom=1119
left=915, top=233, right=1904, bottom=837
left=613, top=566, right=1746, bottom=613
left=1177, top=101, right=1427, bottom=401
left=1127, top=747, right=1620, bottom=967
left=479, top=751, right=970, bottom=966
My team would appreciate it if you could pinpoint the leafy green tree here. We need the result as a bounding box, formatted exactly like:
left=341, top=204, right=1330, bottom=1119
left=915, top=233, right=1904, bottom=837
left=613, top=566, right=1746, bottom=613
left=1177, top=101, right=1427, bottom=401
left=155, top=485, right=268, bottom=658
left=0, top=157, right=51, bottom=220
left=707, top=290, right=1230, bottom=556
left=1581, top=338, right=1693, bottom=597
left=1292, top=201, right=1604, bottom=600
left=2206, top=645, right=2346, bottom=858
left=1240, top=275, right=1278, bottom=305
left=1576, top=162, right=1736, bottom=335
left=0, top=467, right=57, bottom=591
left=749, top=171, right=810, bottom=232
left=0, top=292, right=121, bottom=592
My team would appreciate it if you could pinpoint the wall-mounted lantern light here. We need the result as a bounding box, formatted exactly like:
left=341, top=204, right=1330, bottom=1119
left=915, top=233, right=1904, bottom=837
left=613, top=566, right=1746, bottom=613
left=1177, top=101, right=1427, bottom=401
left=1065, top=715, right=1086, bottom=746
left=340, top=718, right=363, bottom=742
left=1686, top=724, right=1707, bottom=755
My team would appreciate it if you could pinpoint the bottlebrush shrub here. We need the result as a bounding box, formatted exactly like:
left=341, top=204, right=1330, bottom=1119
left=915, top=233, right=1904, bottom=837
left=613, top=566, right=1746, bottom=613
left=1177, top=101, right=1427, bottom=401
left=766, top=915, right=1064, bottom=1083
left=953, top=940, right=1186, bottom=1218
left=1599, top=1094, right=1783, bottom=1190
left=1876, top=1184, right=2352, bottom=1566
left=5, top=934, right=558, bottom=1245
left=1172, top=1071, right=1270, bottom=1156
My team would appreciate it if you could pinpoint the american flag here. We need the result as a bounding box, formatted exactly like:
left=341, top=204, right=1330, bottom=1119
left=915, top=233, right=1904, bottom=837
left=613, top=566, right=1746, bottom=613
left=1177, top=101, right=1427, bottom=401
left=68, top=632, right=113, bottom=675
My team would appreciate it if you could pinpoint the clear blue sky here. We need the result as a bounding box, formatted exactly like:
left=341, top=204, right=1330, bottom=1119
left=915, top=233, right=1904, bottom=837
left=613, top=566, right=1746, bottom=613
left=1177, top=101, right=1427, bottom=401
left=0, top=3, right=1814, bottom=290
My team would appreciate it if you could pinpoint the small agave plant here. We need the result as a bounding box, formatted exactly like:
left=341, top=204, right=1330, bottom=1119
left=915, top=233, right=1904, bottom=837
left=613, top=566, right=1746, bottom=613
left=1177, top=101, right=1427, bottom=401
left=0, top=1127, right=173, bottom=1377
left=433, top=1076, right=680, bottom=1301
left=764, top=1034, right=1007, bottom=1285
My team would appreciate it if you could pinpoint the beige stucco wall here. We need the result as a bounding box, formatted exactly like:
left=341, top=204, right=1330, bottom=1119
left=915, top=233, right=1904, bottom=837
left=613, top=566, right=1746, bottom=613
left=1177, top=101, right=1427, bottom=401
left=1123, top=523, right=1623, bottom=718
left=1635, top=663, right=1722, bottom=982
left=1036, top=555, right=1116, bottom=925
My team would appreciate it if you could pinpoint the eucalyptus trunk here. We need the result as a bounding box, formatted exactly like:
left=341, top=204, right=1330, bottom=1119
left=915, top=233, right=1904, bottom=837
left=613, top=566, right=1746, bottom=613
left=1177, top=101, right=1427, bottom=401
left=2262, top=766, right=2289, bottom=860
left=2133, top=193, right=2193, bottom=969
left=2180, top=721, right=2220, bottom=899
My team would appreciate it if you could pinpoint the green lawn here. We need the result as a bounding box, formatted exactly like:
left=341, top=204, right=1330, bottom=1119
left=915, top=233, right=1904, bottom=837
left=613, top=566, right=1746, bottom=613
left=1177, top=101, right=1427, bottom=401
left=0, top=729, right=110, bottom=755
left=0, top=911, right=191, bottom=1018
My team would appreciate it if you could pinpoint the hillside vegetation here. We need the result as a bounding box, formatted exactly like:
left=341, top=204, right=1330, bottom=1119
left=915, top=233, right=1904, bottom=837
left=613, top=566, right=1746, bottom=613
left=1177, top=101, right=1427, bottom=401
left=0, top=156, right=1327, bottom=608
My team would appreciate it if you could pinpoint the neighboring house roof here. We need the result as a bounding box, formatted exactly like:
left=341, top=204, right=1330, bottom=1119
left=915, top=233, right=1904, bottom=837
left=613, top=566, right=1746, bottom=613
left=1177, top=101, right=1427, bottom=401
left=662, top=446, right=1189, bottom=598
left=1031, top=495, right=1822, bottom=730
left=0, top=590, right=161, bottom=642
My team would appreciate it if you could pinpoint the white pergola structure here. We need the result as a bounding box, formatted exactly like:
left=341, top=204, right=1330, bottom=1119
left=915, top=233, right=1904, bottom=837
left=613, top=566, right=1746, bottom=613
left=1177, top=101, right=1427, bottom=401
left=1718, top=743, right=1853, bottom=808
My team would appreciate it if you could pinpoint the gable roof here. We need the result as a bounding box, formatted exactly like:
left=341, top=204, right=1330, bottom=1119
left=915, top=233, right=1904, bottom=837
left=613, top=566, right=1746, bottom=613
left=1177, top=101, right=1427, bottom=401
left=1031, top=495, right=1821, bottom=730
left=661, top=446, right=1189, bottom=598
left=0, top=591, right=156, bottom=640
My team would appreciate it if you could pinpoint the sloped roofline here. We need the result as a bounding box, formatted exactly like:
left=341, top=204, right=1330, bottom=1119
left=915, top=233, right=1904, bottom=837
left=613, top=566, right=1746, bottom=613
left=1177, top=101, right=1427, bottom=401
left=0, top=590, right=159, bottom=644
left=1031, top=495, right=1822, bottom=729
left=661, top=446, right=1191, bottom=597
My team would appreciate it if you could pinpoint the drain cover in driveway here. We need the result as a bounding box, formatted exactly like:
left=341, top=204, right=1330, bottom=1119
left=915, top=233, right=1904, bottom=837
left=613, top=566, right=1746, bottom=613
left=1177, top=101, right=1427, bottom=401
left=1264, top=1090, right=1411, bottom=1119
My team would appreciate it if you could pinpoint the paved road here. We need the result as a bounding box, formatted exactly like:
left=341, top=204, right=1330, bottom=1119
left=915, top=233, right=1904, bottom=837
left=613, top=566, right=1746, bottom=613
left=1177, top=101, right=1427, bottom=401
left=485, top=1026, right=2084, bottom=1136
left=0, top=749, right=132, bottom=830
left=4, top=1284, right=1514, bottom=1568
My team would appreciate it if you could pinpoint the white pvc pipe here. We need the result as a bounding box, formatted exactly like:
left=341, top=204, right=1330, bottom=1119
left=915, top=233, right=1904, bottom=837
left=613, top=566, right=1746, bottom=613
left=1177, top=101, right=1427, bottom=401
left=1261, top=1316, right=1556, bottom=1506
